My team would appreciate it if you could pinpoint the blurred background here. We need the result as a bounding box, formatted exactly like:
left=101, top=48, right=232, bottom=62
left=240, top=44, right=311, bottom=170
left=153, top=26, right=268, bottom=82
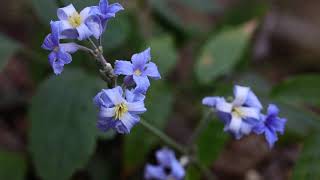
left=0, top=0, right=320, bottom=179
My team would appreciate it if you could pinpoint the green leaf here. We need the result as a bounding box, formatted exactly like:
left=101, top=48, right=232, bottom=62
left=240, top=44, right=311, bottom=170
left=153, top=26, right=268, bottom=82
left=30, top=0, right=59, bottom=24
left=0, top=34, right=19, bottom=71
left=292, top=134, right=320, bottom=180
left=29, top=69, right=104, bottom=180
left=196, top=26, right=250, bottom=84
left=197, top=118, right=228, bottom=166
left=149, top=35, right=177, bottom=76
left=124, top=81, right=173, bottom=169
left=102, top=14, right=130, bottom=52
left=271, top=74, right=320, bottom=106
left=185, top=165, right=201, bottom=180
left=0, top=151, right=26, bottom=180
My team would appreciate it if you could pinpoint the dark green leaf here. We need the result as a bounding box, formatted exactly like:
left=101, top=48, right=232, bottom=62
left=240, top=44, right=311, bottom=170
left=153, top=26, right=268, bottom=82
left=0, top=151, right=26, bottom=180
left=124, top=81, right=173, bottom=169
left=196, top=26, right=250, bottom=84
left=29, top=69, right=104, bottom=180
left=197, top=118, right=228, bottom=166
left=292, top=134, right=320, bottom=180
left=271, top=74, right=320, bottom=106
left=185, top=165, right=201, bottom=180
left=30, top=0, right=59, bottom=24
left=149, top=35, right=177, bottom=76
left=0, top=34, right=19, bottom=71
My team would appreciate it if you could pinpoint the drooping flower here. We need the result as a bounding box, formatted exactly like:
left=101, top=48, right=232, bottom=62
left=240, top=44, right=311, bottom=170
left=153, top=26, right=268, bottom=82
left=253, top=104, right=287, bottom=148
left=57, top=4, right=101, bottom=40
left=114, top=48, right=161, bottom=93
left=90, top=0, right=124, bottom=31
left=144, top=148, right=185, bottom=180
left=202, top=85, right=263, bottom=139
left=94, top=86, right=146, bottom=134
left=41, top=21, right=79, bottom=75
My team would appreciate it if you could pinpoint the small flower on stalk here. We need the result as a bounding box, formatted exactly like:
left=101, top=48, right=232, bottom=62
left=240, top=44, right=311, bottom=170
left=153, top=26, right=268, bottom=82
left=94, top=86, right=146, bottom=134
left=90, top=0, right=124, bottom=32
left=202, top=85, right=263, bottom=139
left=57, top=4, right=101, bottom=40
left=41, top=21, right=79, bottom=75
left=253, top=104, right=287, bottom=148
left=144, top=148, right=185, bottom=180
left=114, top=48, right=161, bottom=93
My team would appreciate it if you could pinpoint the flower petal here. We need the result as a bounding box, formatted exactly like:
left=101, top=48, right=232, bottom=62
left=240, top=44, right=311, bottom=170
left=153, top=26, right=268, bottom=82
left=57, top=4, right=77, bottom=20
left=93, top=90, right=113, bottom=108
left=156, top=148, right=176, bottom=167
left=80, top=7, right=91, bottom=20
left=104, top=86, right=124, bottom=105
left=133, top=75, right=150, bottom=93
left=202, top=97, right=219, bottom=107
left=96, top=117, right=114, bottom=132
left=143, top=62, right=161, bottom=79
left=114, top=60, right=134, bottom=75
left=131, top=48, right=151, bottom=69
left=57, top=51, right=72, bottom=64
left=228, top=114, right=242, bottom=133
left=245, top=90, right=263, bottom=109
left=171, top=159, right=186, bottom=179
left=50, top=21, right=60, bottom=45
left=41, top=34, right=55, bottom=50
left=60, top=43, right=79, bottom=53
left=265, top=128, right=278, bottom=148
left=99, top=0, right=109, bottom=14
left=125, top=89, right=145, bottom=102
left=85, top=15, right=102, bottom=39
left=237, top=106, right=260, bottom=119
left=144, top=164, right=166, bottom=180
left=106, top=3, right=124, bottom=17
left=76, top=23, right=92, bottom=40
left=267, top=104, right=279, bottom=117
left=215, top=99, right=232, bottom=114
left=118, top=112, right=139, bottom=133
left=233, top=85, right=250, bottom=106
left=127, top=101, right=146, bottom=114
left=100, top=107, right=115, bottom=118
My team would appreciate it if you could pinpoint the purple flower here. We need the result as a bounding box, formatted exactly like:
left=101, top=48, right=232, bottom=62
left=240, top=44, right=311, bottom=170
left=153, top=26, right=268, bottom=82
left=90, top=0, right=124, bottom=32
left=41, top=21, right=79, bottom=75
left=202, top=85, right=263, bottom=139
left=57, top=4, right=102, bottom=40
left=253, top=104, right=287, bottom=148
left=144, top=148, right=185, bottom=180
left=94, top=86, right=146, bottom=134
left=114, top=48, right=161, bottom=93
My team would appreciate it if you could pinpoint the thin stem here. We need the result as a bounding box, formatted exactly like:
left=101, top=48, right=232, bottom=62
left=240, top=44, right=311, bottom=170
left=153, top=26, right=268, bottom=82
left=88, top=37, right=98, bottom=50
left=139, top=119, right=187, bottom=154
left=77, top=45, right=94, bottom=55
left=187, top=111, right=212, bottom=146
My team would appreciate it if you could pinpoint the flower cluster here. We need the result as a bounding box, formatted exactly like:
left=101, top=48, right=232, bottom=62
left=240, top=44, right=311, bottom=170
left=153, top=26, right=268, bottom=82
left=144, top=148, right=186, bottom=180
left=94, top=48, right=161, bottom=133
left=42, top=0, right=123, bottom=74
left=203, top=85, right=287, bottom=148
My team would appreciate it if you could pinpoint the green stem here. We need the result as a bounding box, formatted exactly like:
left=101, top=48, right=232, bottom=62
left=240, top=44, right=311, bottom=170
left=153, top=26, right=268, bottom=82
left=139, top=119, right=187, bottom=154
left=187, top=111, right=212, bottom=146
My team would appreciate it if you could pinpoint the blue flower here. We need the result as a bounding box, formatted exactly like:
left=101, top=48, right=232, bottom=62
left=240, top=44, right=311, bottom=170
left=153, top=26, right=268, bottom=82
left=41, top=21, right=79, bottom=75
left=202, top=85, right=263, bottom=139
left=253, top=104, right=287, bottom=148
left=144, top=148, right=185, bottom=180
left=90, top=0, right=124, bottom=32
left=114, top=48, right=161, bottom=93
left=94, top=86, right=146, bottom=134
left=57, top=4, right=101, bottom=40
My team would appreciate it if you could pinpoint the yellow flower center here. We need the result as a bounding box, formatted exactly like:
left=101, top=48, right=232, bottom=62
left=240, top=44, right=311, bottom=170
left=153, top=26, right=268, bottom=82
left=68, top=12, right=82, bottom=28
left=134, top=69, right=142, bottom=76
left=232, top=107, right=245, bottom=118
left=114, top=103, right=128, bottom=119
